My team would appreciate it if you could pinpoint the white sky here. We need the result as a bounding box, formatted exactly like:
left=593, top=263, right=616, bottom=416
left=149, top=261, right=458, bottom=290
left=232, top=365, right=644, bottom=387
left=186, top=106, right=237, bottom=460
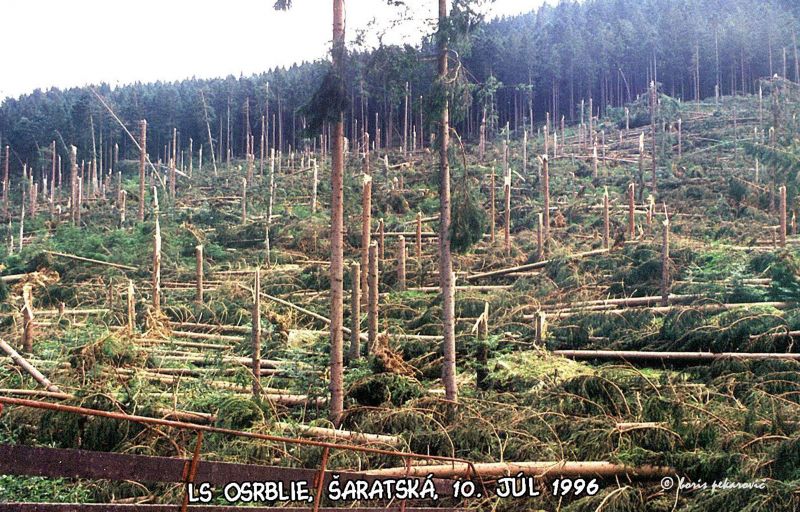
left=0, top=0, right=542, bottom=101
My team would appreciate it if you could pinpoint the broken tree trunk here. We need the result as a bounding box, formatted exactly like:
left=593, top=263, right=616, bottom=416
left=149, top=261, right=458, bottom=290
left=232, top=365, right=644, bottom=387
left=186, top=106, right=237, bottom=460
left=44, top=251, right=137, bottom=271
left=661, top=215, right=670, bottom=306
left=0, top=338, right=64, bottom=394
left=628, top=182, right=636, bottom=239
left=138, top=120, right=147, bottom=222
left=542, top=155, right=550, bottom=248
left=252, top=270, right=262, bottom=398
left=556, top=349, right=800, bottom=362
left=367, top=242, right=379, bottom=353
left=780, top=185, right=787, bottom=246
left=196, top=245, right=204, bottom=303
left=21, top=284, right=34, bottom=353
left=397, top=235, right=407, bottom=291
left=364, top=461, right=672, bottom=479
left=349, top=262, right=361, bottom=360
left=466, top=249, right=608, bottom=281
left=361, top=174, right=372, bottom=308
left=127, top=280, right=135, bottom=335
left=152, top=215, right=161, bottom=314
left=603, top=188, right=610, bottom=249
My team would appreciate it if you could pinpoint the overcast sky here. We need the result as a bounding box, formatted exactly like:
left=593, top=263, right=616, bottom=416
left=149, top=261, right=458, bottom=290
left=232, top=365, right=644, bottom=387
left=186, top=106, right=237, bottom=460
left=0, top=0, right=543, bottom=101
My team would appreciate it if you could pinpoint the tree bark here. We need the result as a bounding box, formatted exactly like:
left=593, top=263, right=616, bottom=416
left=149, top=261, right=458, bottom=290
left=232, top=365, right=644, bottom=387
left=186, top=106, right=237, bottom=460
left=138, top=120, right=147, bottom=222
left=252, top=270, right=262, bottom=398
left=329, top=0, right=346, bottom=425
left=367, top=242, right=379, bottom=353
left=438, top=0, right=457, bottom=403
left=349, top=262, right=361, bottom=361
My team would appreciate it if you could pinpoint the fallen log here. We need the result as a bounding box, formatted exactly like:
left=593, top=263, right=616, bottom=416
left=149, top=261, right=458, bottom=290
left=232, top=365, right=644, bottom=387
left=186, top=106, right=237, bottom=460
left=532, top=301, right=793, bottom=319
left=466, top=249, right=609, bottom=281
left=44, top=250, right=137, bottom=271
left=0, top=339, right=68, bottom=395
left=363, top=460, right=672, bottom=479
left=555, top=349, right=800, bottom=362
left=167, top=321, right=251, bottom=334
left=540, top=294, right=702, bottom=311
left=273, top=422, right=402, bottom=447
left=170, top=330, right=244, bottom=343
left=0, top=388, right=73, bottom=400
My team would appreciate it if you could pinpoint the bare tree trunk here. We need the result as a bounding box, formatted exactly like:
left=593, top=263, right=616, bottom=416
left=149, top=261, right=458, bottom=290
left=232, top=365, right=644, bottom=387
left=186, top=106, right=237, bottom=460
left=438, top=0, right=457, bottom=403
left=349, top=262, right=361, bottom=361
left=138, top=120, right=147, bottom=221
left=360, top=173, right=372, bottom=308
left=415, top=211, right=423, bottom=262
left=252, top=270, right=262, bottom=398
left=3, top=145, right=8, bottom=218
left=628, top=182, right=636, bottom=239
left=21, top=284, right=34, bottom=353
left=661, top=215, right=670, bottom=307
left=490, top=167, right=496, bottom=243
left=542, top=156, right=550, bottom=249
left=378, top=218, right=385, bottom=261
left=650, top=82, right=657, bottom=194
left=329, top=0, right=346, bottom=425
left=241, top=178, right=247, bottom=224
left=121, top=280, right=135, bottom=338
left=537, top=212, right=544, bottom=261
left=397, top=235, right=407, bottom=290
left=70, top=146, right=78, bottom=225
left=153, top=212, right=161, bottom=315
left=367, top=242, right=379, bottom=353
left=196, top=245, right=204, bottom=303
left=780, top=185, right=787, bottom=246
left=603, top=188, right=610, bottom=249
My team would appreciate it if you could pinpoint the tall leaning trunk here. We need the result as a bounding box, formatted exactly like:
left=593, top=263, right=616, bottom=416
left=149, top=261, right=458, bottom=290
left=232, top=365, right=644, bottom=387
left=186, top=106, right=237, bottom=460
left=328, top=0, right=346, bottom=425
left=438, top=0, right=457, bottom=403
left=138, top=120, right=147, bottom=222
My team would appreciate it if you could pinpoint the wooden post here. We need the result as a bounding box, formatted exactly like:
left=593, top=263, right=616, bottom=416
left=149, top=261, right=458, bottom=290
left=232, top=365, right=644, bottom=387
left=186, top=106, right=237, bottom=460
left=349, top=263, right=361, bottom=361
left=138, top=120, right=147, bottom=222
left=603, top=188, right=610, bottom=249
left=397, top=235, right=407, bottom=291
left=241, top=177, right=247, bottom=224
left=780, top=185, right=787, bottom=246
left=21, top=284, right=34, bottom=353
left=127, top=280, right=135, bottom=335
left=252, top=270, right=262, bottom=398
left=360, top=173, right=372, bottom=307
left=196, top=245, right=204, bottom=303
left=628, top=183, right=636, bottom=240
left=661, top=214, right=670, bottom=307
left=542, top=155, right=550, bottom=247
left=367, top=242, right=379, bottom=354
